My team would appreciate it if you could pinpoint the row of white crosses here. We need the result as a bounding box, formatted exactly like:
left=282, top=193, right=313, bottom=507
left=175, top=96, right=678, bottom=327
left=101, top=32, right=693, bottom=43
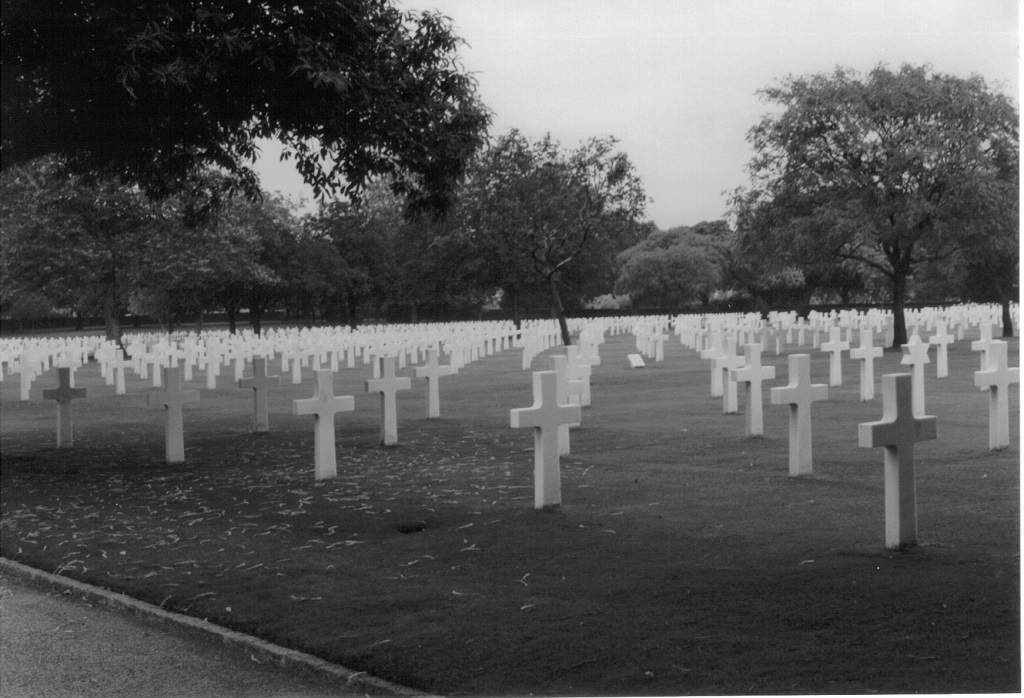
left=681, top=313, right=1017, bottom=549
left=14, top=309, right=1017, bottom=550
left=21, top=320, right=568, bottom=465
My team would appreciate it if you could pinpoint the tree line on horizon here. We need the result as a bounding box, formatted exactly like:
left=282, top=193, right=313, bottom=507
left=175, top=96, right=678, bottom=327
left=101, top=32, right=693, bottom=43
left=1, top=2, right=1017, bottom=346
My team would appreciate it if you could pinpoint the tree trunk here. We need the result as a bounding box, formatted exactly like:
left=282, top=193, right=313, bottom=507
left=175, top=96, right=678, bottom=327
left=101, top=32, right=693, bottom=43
left=226, top=304, right=238, bottom=334
left=890, top=273, right=908, bottom=349
left=999, top=291, right=1014, bottom=338
left=103, top=288, right=123, bottom=343
left=549, top=275, right=571, bottom=346
left=251, top=304, right=263, bottom=336
left=195, top=310, right=204, bottom=333
left=511, top=287, right=522, bottom=330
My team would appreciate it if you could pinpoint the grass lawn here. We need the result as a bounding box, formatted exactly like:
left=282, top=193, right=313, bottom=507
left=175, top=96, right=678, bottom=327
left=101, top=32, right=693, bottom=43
left=1, top=328, right=1019, bottom=696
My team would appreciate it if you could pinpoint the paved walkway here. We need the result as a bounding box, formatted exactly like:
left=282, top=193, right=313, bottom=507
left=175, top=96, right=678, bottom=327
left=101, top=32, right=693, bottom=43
left=0, top=562, right=425, bottom=697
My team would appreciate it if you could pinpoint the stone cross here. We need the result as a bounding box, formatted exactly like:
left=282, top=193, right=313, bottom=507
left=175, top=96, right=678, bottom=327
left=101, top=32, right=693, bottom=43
left=365, top=355, right=411, bottom=446
left=974, top=340, right=1019, bottom=450
left=770, top=354, right=828, bottom=477
left=16, top=354, right=38, bottom=401
left=144, top=352, right=168, bottom=388
left=551, top=354, right=585, bottom=455
left=849, top=327, right=883, bottom=401
left=565, top=345, right=593, bottom=407
left=293, top=369, right=355, bottom=480
left=414, top=348, right=453, bottom=419
left=928, top=319, right=954, bottom=378
left=971, top=320, right=994, bottom=372
left=731, top=344, right=776, bottom=437
left=103, top=350, right=133, bottom=396
left=699, top=332, right=725, bottom=397
left=820, top=326, right=850, bottom=386
left=202, top=352, right=221, bottom=390
left=239, top=357, right=281, bottom=433
left=713, top=338, right=745, bottom=414
left=510, top=370, right=582, bottom=509
left=148, top=366, right=200, bottom=463
left=858, top=373, right=937, bottom=550
left=42, top=367, right=87, bottom=448
left=899, top=335, right=930, bottom=416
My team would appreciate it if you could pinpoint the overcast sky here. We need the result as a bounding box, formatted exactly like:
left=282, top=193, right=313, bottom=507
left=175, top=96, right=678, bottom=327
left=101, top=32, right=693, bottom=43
left=254, top=0, right=1019, bottom=230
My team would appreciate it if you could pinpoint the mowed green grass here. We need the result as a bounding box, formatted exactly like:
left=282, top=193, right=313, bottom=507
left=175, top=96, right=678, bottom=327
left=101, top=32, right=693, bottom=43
left=1, top=327, right=1019, bottom=696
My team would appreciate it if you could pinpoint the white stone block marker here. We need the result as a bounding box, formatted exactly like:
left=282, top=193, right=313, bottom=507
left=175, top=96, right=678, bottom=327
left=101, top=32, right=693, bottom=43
left=820, top=326, right=850, bottom=386
left=42, top=367, right=87, bottom=448
left=858, top=373, right=937, bottom=550
left=148, top=366, right=200, bottom=463
left=974, top=340, right=1019, bottom=450
left=850, top=327, right=883, bottom=401
left=293, top=369, right=355, bottom=480
left=239, top=357, right=280, bottom=433
left=731, top=344, right=776, bottom=437
left=510, top=371, right=582, bottom=509
left=414, top=348, right=453, bottom=419
left=770, top=354, right=828, bottom=477
left=899, top=335, right=930, bottom=417
left=365, top=355, right=411, bottom=446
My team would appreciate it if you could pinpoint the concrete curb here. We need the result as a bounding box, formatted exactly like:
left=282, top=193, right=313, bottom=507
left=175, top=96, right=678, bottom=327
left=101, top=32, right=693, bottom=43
left=0, top=557, right=439, bottom=697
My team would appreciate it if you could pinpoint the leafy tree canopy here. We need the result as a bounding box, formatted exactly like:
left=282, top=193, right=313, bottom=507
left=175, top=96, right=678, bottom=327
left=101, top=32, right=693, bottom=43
left=454, top=130, right=649, bottom=342
left=730, top=64, right=1018, bottom=345
left=1, top=0, right=491, bottom=215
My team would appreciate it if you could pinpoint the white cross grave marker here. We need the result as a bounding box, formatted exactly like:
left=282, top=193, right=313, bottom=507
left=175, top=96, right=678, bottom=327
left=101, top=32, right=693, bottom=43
left=510, top=370, right=582, bottom=509
left=365, top=355, right=411, bottom=446
left=972, top=320, right=995, bottom=373
left=731, top=344, right=776, bottom=437
left=148, top=366, right=200, bottom=463
left=714, top=338, right=745, bottom=414
left=974, top=340, right=1019, bottom=450
left=700, top=332, right=725, bottom=397
left=239, top=357, right=280, bottom=433
left=414, top=348, right=453, bottom=419
left=770, top=354, right=828, bottom=476
left=849, top=327, right=883, bottom=401
left=858, top=373, right=937, bottom=549
left=900, top=335, right=930, bottom=416
left=42, top=367, right=87, bottom=448
left=928, top=319, right=954, bottom=378
left=820, top=326, right=850, bottom=386
left=551, top=354, right=585, bottom=455
left=293, top=369, right=355, bottom=480
left=106, top=350, right=133, bottom=395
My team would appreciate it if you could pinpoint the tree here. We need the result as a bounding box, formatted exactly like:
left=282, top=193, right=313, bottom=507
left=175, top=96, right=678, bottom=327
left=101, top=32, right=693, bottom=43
left=0, top=157, right=212, bottom=342
left=1, top=0, right=490, bottom=215
left=0, top=158, right=297, bottom=340
left=456, top=131, right=649, bottom=344
left=730, top=64, right=1018, bottom=346
left=206, top=192, right=307, bottom=335
left=614, top=224, right=723, bottom=311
